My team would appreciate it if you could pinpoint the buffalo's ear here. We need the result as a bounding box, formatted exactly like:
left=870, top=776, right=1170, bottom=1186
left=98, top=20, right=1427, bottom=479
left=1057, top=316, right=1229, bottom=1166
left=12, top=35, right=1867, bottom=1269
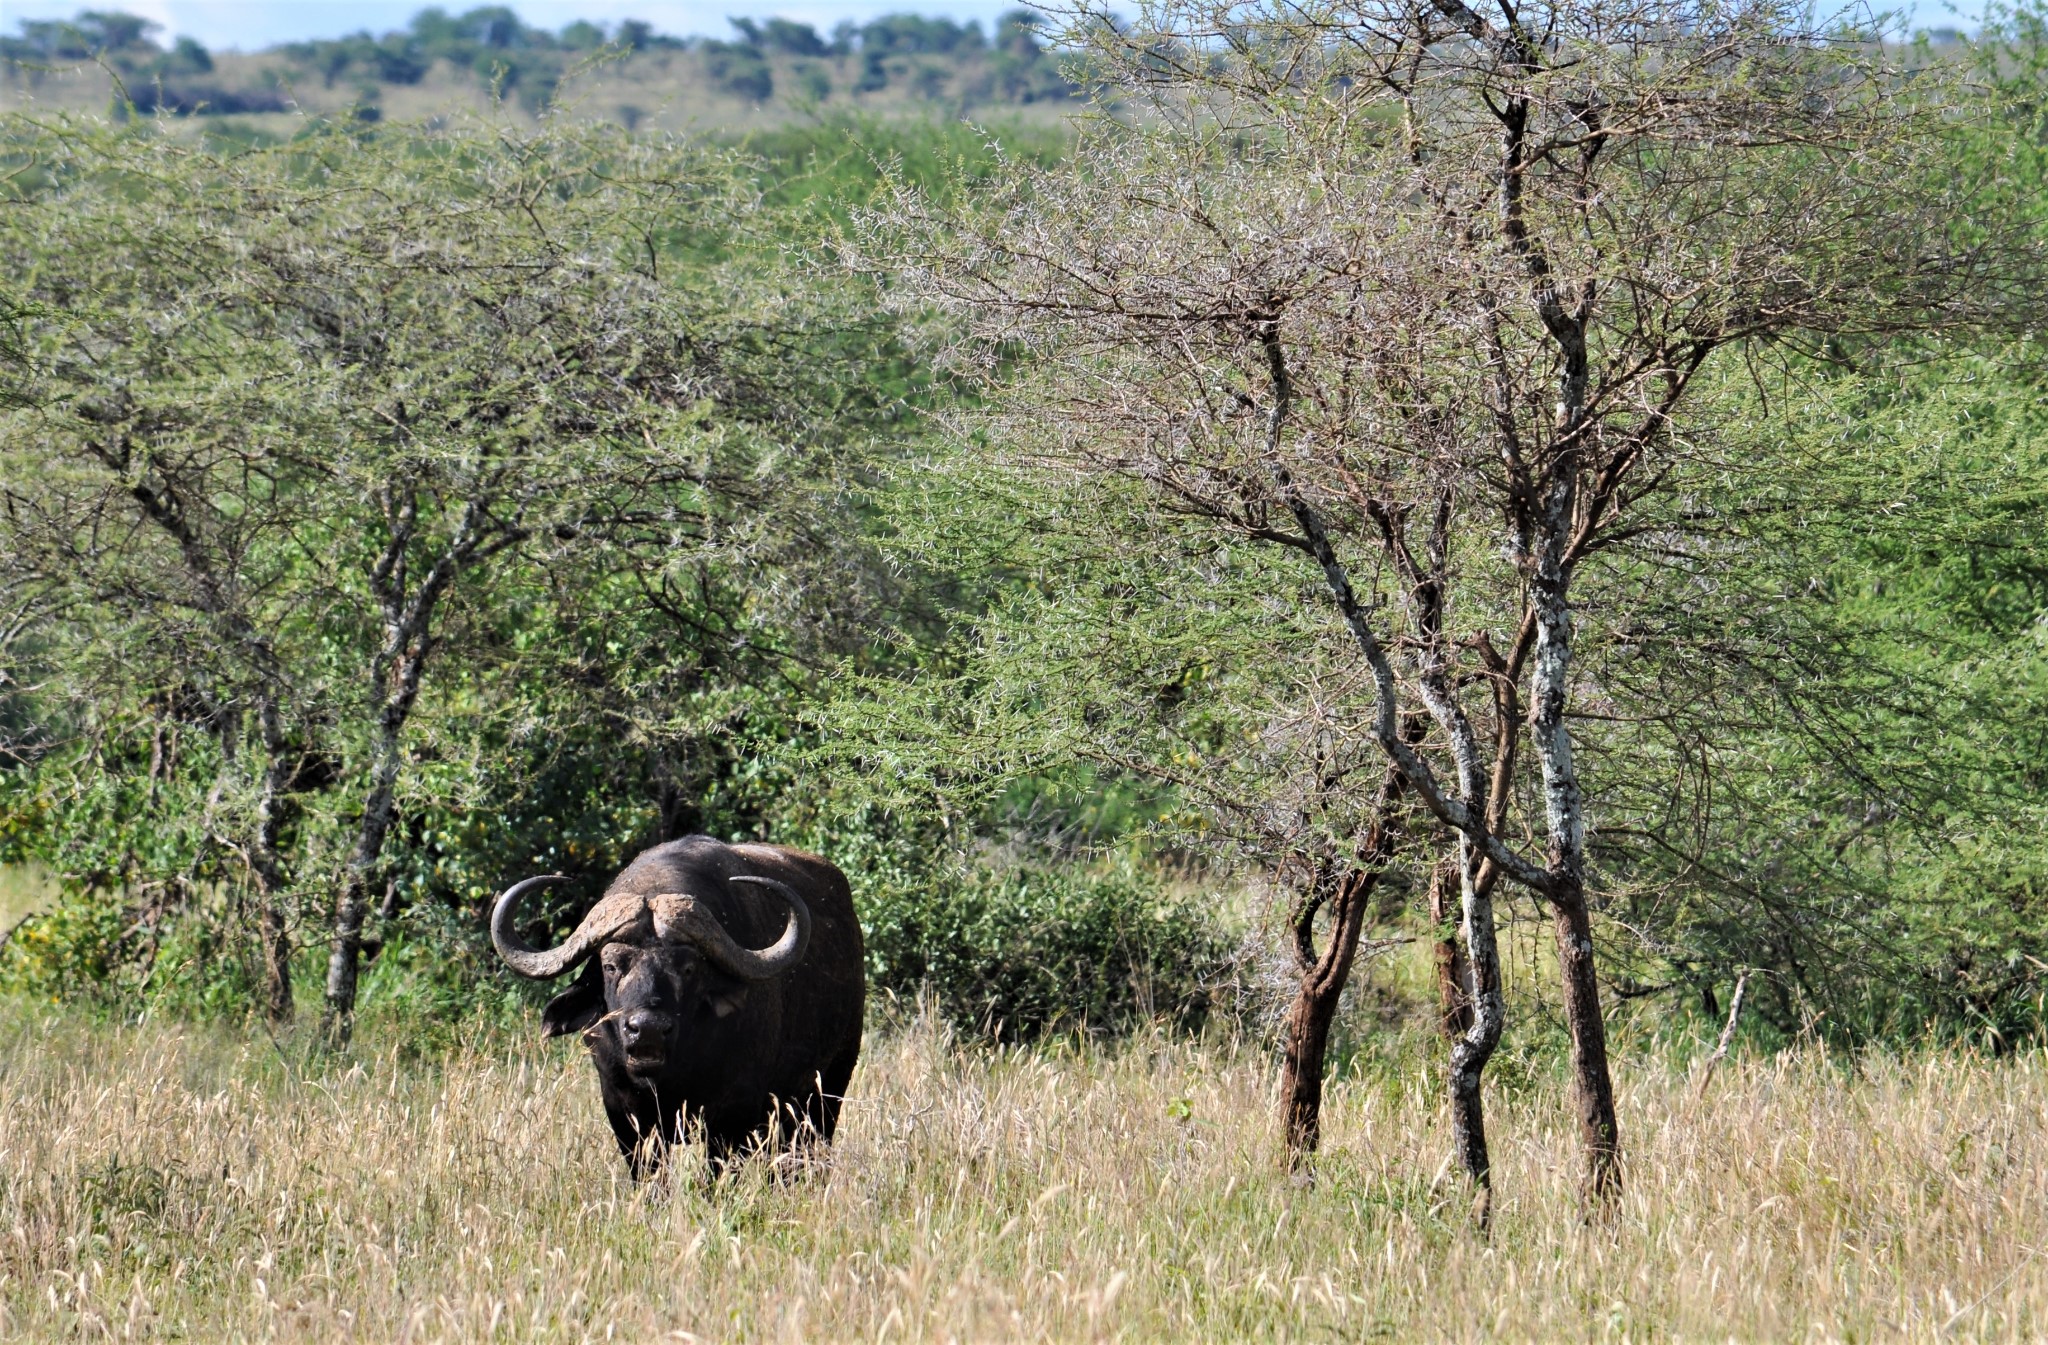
left=707, top=981, right=747, bottom=1020
left=540, top=958, right=606, bottom=1038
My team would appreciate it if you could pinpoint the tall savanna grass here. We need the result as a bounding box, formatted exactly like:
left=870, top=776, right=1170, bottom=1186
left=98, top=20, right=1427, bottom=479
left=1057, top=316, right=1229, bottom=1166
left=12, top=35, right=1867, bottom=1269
left=1, top=1002, right=2042, bottom=1341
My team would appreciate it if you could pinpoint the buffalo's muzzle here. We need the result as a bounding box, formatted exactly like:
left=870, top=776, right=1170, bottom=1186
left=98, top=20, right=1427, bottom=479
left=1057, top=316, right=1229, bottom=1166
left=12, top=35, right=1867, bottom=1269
left=621, top=1009, right=674, bottom=1068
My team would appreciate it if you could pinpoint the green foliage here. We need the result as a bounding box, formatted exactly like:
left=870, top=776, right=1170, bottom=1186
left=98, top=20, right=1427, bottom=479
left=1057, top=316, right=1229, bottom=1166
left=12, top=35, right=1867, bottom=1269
left=276, top=7, right=681, bottom=102
left=837, top=0, right=2048, bottom=1062
left=0, top=111, right=912, bottom=1030
left=741, top=112, right=1070, bottom=236
left=861, top=860, right=1233, bottom=1039
left=3, top=4, right=2047, bottom=1066
left=0, top=884, right=127, bottom=1003
left=703, top=41, right=773, bottom=102
left=0, top=109, right=1223, bottom=1048
left=0, top=9, right=288, bottom=114
left=1587, top=350, right=2048, bottom=1045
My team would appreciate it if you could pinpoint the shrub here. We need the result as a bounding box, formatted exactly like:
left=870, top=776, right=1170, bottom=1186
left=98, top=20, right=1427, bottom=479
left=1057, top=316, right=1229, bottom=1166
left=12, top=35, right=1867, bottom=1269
left=859, top=859, right=1234, bottom=1040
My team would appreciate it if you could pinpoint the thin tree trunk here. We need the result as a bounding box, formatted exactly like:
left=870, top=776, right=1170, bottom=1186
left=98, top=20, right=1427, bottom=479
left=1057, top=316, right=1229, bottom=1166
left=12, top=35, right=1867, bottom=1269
left=1254, top=325, right=1518, bottom=1212
left=1693, top=969, right=1750, bottom=1104
left=1529, top=552, right=1621, bottom=1204
left=1550, top=873, right=1619, bottom=1196
left=320, top=496, right=486, bottom=1047
left=321, top=688, right=412, bottom=1047
left=248, top=697, right=295, bottom=1023
left=1281, top=868, right=1376, bottom=1159
left=1429, top=858, right=1472, bottom=1042
left=1447, top=836, right=1504, bottom=1225
left=1280, top=763, right=1408, bottom=1162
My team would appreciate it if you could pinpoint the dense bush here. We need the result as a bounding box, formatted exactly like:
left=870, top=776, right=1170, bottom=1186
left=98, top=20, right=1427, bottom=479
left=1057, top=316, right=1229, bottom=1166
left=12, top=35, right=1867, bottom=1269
left=861, top=861, right=1234, bottom=1039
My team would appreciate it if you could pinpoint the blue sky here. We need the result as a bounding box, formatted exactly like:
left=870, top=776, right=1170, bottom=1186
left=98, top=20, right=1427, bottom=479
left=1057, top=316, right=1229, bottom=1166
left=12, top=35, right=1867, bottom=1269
left=0, top=0, right=1990, bottom=50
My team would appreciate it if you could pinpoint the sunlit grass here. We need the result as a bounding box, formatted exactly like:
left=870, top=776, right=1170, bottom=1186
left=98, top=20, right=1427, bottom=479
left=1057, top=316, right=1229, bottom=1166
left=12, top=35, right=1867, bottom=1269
left=0, top=999, right=2042, bottom=1341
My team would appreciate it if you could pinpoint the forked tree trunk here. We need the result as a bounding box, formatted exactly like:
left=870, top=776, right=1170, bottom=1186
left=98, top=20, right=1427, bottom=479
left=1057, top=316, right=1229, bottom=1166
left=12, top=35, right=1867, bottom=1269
left=1280, top=765, right=1406, bottom=1163
left=320, top=498, right=484, bottom=1048
left=1253, top=326, right=1511, bottom=1205
left=1280, top=867, right=1379, bottom=1158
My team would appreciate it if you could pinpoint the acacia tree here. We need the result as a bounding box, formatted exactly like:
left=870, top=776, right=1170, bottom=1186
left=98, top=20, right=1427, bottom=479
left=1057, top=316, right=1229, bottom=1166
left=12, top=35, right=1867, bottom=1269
left=2, top=116, right=878, bottom=1042
left=869, top=0, right=2020, bottom=1204
left=848, top=451, right=1439, bottom=1153
left=1, top=186, right=343, bottom=1022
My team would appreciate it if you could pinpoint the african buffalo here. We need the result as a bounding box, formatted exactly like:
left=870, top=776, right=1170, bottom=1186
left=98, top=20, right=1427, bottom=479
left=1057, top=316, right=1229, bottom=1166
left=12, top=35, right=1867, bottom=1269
left=491, top=835, right=864, bottom=1174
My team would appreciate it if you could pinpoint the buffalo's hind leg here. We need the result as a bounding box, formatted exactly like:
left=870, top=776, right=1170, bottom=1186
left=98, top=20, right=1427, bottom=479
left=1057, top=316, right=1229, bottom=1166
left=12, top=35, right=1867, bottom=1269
left=810, top=1040, right=861, bottom=1142
left=778, top=1044, right=860, bottom=1178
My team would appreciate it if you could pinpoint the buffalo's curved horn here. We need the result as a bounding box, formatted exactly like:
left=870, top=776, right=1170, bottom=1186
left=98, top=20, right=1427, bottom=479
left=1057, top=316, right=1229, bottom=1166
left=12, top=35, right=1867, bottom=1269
left=491, top=874, right=641, bottom=980
left=652, top=874, right=811, bottom=981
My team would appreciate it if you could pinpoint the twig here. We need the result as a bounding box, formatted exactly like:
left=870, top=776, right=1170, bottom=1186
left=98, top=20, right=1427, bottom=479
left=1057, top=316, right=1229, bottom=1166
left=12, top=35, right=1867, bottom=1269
left=1693, top=969, right=1749, bottom=1103
left=0, top=910, right=38, bottom=954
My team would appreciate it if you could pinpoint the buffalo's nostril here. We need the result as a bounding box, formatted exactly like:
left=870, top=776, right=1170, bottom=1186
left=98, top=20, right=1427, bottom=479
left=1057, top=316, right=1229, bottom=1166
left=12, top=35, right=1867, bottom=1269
left=624, top=1012, right=662, bottom=1047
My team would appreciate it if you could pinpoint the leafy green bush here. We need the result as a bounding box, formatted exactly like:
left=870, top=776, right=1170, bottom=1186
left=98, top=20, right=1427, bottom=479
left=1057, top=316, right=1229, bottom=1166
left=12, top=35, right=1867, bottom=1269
left=859, top=859, right=1235, bottom=1040
left=0, top=885, right=127, bottom=1005
left=351, top=902, right=553, bottom=1053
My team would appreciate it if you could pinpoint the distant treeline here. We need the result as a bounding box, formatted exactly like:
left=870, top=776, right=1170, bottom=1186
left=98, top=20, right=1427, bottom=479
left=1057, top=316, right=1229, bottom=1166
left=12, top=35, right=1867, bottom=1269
left=0, top=6, right=1078, bottom=113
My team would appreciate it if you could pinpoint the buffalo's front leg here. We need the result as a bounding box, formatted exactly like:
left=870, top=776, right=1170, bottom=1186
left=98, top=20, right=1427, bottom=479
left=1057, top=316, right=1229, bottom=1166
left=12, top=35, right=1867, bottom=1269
left=596, top=1071, right=689, bottom=1179
left=601, top=1089, right=663, bottom=1178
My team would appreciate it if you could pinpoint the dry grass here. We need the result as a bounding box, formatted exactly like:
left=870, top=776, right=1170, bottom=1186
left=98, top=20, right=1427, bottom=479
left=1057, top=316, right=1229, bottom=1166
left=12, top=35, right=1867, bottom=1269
left=0, top=1002, right=2043, bottom=1343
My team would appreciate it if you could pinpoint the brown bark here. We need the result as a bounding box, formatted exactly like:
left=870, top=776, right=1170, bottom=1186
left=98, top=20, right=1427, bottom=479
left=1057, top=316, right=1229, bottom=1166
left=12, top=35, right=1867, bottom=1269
left=319, top=492, right=523, bottom=1047
left=320, top=658, right=418, bottom=1048
left=248, top=697, right=295, bottom=1023
left=1550, top=875, right=1620, bottom=1201
left=1280, top=867, right=1378, bottom=1158
left=320, top=494, right=486, bottom=1048
left=1443, top=842, right=1504, bottom=1228
left=1279, top=763, right=1408, bottom=1163
left=1428, top=858, right=1472, bottom=1044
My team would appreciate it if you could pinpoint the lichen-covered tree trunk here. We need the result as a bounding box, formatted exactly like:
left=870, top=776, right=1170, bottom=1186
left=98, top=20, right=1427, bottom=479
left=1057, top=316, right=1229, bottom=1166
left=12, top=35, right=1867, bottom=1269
left=1446, top=836, right=1504, bottom=1224
left=320, top=727, right=401, bottom=1046
left=1429, top=859, right=1472, bottom=1042
left=1530, top=550, right=1621, bottom=1202
left=1549, top=872, right=1619, bottom=1196
left=321, top=497, right=485, bottom=1048
left=321, top=651, right=428, bottom=1048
